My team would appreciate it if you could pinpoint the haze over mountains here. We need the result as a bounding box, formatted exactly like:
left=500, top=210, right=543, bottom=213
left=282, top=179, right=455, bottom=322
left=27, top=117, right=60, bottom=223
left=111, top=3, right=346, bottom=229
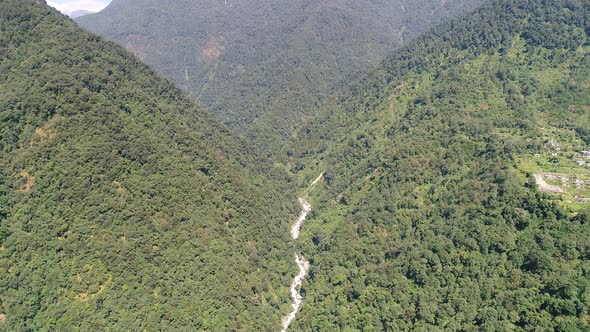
left=69, top=10, right=96, bottom=18
left=1, top=0, right=590, bottom=331
left=77, top=0, right=486, bottom=152
left=46, top=0, right=108, bottom=16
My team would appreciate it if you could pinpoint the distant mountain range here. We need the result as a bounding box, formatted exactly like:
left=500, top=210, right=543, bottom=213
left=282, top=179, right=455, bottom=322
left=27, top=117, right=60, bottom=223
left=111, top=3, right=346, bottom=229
left=77, top=0, right=486, bottom=153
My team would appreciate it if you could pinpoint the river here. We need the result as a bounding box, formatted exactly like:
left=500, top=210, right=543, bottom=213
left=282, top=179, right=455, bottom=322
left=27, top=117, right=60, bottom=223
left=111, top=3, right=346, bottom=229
left=281, top=173, right=323, bottom=331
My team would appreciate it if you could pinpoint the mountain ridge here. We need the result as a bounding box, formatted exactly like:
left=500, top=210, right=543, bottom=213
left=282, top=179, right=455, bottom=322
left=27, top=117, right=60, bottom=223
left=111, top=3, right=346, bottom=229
left=0, top=1, right=297, bottom=330
left=288, top=0, right=590, bottom=329
left=77, top=0, right=487, bottom=153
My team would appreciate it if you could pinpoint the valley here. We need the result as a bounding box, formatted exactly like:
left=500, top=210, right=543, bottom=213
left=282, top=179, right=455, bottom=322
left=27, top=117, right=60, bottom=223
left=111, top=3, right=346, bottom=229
left=283, top=173, right=323, bottom=331
left=77, top=0, right=487, bottom=154
left=1, top=0, right=590, bottom=331
left=282, top=198, right=311, bottom=332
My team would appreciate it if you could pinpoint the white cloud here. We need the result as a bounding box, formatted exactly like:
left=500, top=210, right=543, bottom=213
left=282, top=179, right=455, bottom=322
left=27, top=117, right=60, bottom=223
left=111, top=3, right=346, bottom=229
left=46, top=0, right=111, bottom=15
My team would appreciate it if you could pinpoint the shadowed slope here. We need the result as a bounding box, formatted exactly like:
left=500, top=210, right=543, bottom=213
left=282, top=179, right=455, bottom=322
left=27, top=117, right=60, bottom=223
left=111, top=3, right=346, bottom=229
left=0, top=1, right=296, bottom=330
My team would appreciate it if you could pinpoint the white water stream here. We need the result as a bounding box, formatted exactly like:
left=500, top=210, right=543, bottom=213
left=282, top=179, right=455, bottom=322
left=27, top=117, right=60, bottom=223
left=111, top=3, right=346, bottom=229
left=290, top=198, right=312, bottom=240
left=281, top=174, right=323, bottom=331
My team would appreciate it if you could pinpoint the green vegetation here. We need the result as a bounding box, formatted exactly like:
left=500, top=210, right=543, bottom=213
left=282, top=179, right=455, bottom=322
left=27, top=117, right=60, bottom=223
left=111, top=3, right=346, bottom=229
left=4, top=0, right=590, bottom=330
left=518, top=126, right=590, bottom=211
left=77, top=0, right=486, bottom=154
left=0, top=1, right=298, bottom=330
left=289, top=0, right=590, bottom=330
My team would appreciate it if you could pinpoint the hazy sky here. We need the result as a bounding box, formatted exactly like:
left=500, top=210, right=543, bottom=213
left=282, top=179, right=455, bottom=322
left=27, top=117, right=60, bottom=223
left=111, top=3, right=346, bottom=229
left=46, top=0, right=112, bottom=15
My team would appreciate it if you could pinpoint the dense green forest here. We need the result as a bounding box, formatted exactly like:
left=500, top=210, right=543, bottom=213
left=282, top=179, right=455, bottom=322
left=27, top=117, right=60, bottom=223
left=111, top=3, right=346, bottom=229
left=77, top=0, right=486, bottom=154
left=289, top=0, right=590, bottom=330
left=4, top=0, right=590, bottom=330
left=0, top=1, right=298, bottom=330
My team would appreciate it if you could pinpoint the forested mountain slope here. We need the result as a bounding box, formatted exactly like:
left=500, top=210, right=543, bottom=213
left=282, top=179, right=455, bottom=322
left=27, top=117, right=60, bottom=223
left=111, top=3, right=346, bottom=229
left=290, top=0, right=590, bottom=330
left=77, top=0, right=486, bottom=153
left=0, top=1, right=297, bottom=330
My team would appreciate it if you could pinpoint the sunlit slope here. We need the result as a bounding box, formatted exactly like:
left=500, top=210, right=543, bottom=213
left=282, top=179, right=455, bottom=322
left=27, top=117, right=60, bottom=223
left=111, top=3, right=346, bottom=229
left=290, top=0, right=590, bottom=330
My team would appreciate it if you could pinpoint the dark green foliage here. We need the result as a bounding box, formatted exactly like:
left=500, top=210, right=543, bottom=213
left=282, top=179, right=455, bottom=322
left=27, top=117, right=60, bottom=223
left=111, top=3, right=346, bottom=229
left=4, top=0, right=590, bottom=330
left=77, top=0, right=486, bottom=154
left=0, top=1, right=297, bottom=330
left=291, top=0, right=590, bottom=330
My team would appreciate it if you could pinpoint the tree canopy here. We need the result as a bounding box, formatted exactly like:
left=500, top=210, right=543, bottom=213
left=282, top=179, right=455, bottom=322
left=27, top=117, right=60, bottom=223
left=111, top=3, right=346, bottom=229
left=290, top=0, right=590, bottom=330
left=77, top=0, right=486, bottom=154
left=0, top=1, right=297, bottom=330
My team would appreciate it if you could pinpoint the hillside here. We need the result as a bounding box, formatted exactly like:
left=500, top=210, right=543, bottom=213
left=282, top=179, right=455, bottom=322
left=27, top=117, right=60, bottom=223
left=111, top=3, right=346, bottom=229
left=290, top=0, right=590, bottom=330
left=0, top=1, right=297, bottom=330
left=77, top=0, right=486, bottom=153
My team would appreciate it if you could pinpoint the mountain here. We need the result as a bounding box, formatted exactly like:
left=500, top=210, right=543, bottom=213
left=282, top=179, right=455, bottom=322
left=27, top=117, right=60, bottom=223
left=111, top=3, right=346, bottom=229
left=76, top=0, right=486, bottom=153
left=69, top=10, right=96, bottom=18
left=0, top=1, right=298, bottom=330
left=5, top=0, right=590, bottom=330
left=288, top=0, right=590, bottom=330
